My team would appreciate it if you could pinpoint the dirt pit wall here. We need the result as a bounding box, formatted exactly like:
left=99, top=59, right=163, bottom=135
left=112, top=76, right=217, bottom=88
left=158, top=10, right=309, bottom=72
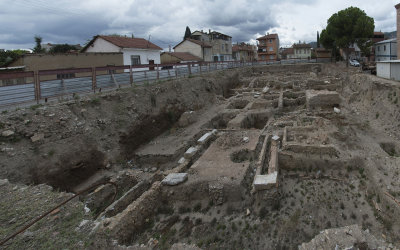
left=0, top=70, right=241, bottom=191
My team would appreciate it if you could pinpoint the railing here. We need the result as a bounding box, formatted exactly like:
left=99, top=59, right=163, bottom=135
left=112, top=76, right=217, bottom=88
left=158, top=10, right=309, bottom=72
left=0, top=59, right=318, bottom=108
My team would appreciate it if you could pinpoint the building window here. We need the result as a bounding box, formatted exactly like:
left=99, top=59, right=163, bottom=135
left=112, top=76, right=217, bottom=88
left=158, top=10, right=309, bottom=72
left=384, top=45, right=386, bottom=51
left=378, top=46, right=380, bottom=51
left=269, top=39, right=272, bottom=43
left=131, top=55, right=141, bottom=66
left=222, top=44, right=224, bottom=51
left=269, top=47, right=273, bottom=51
left=269, top=55, right=274, bottom=60
left=57, top=73, right=75, bottom=79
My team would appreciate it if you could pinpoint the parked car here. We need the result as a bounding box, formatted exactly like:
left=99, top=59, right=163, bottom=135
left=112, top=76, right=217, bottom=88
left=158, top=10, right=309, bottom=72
left=349, top=59, right=360, bottom=67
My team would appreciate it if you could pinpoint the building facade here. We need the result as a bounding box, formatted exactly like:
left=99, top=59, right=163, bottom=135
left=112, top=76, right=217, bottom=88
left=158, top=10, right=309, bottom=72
left=293, top=43, right=312, bottom=59
left=375, top=39, right=397, bottom=61
left=82, top=35, right=162, bottom=69
left=232, top=43, right=256, bottom=62
left=173, top=39, right=212, bottom=62
left=257, top=34, right=279, bottom=61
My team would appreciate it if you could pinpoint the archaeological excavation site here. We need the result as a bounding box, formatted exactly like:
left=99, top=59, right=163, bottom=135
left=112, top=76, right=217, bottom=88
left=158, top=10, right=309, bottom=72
left=1, top=63, right=400, bottom=249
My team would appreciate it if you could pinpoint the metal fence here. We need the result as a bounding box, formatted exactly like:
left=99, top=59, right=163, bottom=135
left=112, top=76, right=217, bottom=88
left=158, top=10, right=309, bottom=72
left=0, top=59, right=318, bottom=108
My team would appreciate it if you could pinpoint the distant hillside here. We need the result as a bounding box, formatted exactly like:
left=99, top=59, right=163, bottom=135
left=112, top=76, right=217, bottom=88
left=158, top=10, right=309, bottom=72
left=384, top=31, right=396, bottom=39
left=308, top=41, right=318, bottom=49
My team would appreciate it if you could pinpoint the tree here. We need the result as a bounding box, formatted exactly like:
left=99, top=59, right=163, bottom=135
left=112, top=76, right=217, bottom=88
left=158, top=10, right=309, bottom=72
left=33, top=35, right=45, bottom=53
left=320, top=6, right=374, bottom=67
left=49, top=44, right=79, bottom=53
left=184, top=26, right=191, bottom=40
left=0, top=49, right=29, bottom=67
left=317, top=31, right=320, bottom=48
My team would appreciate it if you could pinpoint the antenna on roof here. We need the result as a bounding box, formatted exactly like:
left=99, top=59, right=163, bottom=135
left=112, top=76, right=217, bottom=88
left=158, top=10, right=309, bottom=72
left=147, top=35, right=151, bottom=48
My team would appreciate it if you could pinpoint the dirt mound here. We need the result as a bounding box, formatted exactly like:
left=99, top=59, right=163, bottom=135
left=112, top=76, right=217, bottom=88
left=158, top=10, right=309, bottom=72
left=30, top=140, right=106, bottom=192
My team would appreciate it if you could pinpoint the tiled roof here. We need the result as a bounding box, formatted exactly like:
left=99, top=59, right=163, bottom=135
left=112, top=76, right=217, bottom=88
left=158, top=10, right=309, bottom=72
left=162, top=52, right=202, bottom=61
left=257, top=34, right=279, bottom=40
left=99, top=36, right=162, bottom=50
left=281, top=48, right=294, bottom=55
left=173, top=38, right=212, bottom=49
left=82, top=35, right=162, bottom=51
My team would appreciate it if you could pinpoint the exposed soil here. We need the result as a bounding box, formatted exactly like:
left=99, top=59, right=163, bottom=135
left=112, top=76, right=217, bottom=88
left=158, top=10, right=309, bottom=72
left=1, top=63, right=400, bottom=249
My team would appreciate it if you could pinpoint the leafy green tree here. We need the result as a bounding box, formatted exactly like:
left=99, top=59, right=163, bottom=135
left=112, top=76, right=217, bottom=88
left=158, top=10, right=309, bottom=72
left=49, top=44, right=79, bottom=53
left=0, top=49, right=29, bottom=67
left=320, top=6, right=374, bottom=67
left=33, top=35, right=45, bottom=53
left=184, top=26, right=191, bottom=40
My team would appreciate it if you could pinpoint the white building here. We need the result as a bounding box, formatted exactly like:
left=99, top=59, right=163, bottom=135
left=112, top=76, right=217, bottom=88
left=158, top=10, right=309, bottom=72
left=81, top=35, right=162, bottom=69
left=375, top=39, right=397, bottom=62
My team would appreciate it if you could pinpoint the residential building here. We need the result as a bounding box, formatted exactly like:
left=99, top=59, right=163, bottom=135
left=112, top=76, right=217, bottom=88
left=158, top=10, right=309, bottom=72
left=81, top=35, right=162, bottom=68
left=161, top=52, right=202, bottom=64
left=280, top=48, right=294, bottom=59
left=6, top=52, right=123, bottom=81
left=173, top=38, right=212, bottom=62
left=208, top=31, right=232, bottom=61
left=257, top=34, right=279, bottom=61
left=376, top=3, right=400, bottom=81
left=293, top=43, right=312, bottom=59
left=315, top=48, right=332, bottom=62
left=370, top=32, right=385, bottom=61
left=375, top=39, right=397, bottom=61
left=232, top=43, right=256, bottom=62
left=175, top=30, right=232, bottom=62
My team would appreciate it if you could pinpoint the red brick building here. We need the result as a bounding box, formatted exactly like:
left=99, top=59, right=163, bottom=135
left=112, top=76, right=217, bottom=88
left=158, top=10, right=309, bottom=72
left=257, top=34, right=279, bottom=61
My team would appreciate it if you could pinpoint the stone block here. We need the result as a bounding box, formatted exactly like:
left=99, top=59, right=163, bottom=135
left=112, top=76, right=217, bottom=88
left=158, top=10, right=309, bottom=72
left=161, top=173, right=188, bottom=186
left=184, top=146, right=198, bottom=159
left=1, top=130, right=14, bottom=137
left=253, top=172, right=278, bottom=191
left=197, top=130, right=216, bottom=145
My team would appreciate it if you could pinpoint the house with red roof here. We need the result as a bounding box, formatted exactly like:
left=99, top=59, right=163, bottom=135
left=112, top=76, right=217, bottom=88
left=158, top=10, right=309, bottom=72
left=257, top=33, right=279, bottom=61
left=81, top=35, right=162, bottom=68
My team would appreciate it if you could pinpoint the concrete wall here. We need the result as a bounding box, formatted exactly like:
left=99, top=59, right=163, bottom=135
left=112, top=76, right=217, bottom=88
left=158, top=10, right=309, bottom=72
left=376, top=61, right=400, bottom=80
left=8, top=53, right=124, bottom=80
left=85, top=38, right=121, bottom=53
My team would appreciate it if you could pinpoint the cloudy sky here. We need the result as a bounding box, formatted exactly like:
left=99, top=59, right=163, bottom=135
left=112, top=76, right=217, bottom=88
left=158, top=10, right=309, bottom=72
left=0, top=0, right=398, bottom=51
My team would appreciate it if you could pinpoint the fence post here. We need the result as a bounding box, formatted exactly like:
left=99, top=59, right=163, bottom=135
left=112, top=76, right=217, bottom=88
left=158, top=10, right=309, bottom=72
left=129, top=65, right=133, bottom=86
left=33, top=71, right=40, bottom=104
left=199, top=63, right=202, bottom=75
left=188, top=64, right=191, bottom=76
left=91, top=67, right=96, bottom=93
left=156, top=65, right=160, bottom=80
left=208, top=63, right=210, bottom=72
left=175, top=65, right=178, bottom=78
